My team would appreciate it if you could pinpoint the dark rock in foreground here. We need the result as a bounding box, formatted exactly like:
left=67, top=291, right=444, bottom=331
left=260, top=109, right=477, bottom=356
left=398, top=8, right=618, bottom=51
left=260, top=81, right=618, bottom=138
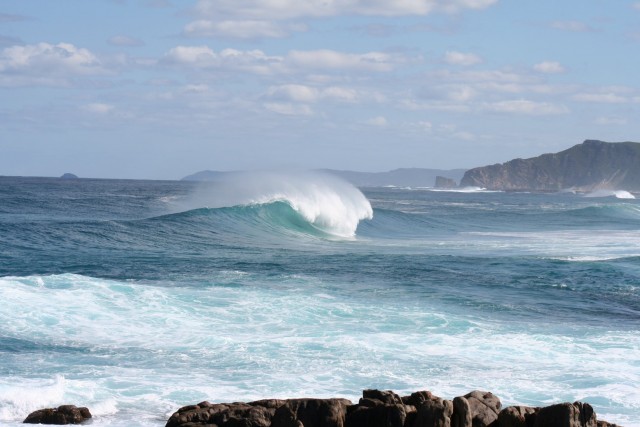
left=23, top=405, right=91, bottom=424
left=166, top=389, right=623, bottom=427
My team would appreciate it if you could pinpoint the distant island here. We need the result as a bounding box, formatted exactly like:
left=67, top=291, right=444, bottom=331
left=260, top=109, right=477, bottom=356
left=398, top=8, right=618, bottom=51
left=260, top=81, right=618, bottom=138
left=60, top=173, right=79, bottom=180
left=461, top=139, right=640, bottom=192
left=182, top=168, right=467, bottom=188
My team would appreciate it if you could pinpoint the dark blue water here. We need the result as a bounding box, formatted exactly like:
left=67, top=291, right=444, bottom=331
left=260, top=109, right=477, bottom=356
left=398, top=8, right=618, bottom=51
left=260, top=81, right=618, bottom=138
left=1, top=175, right=639, bottom=426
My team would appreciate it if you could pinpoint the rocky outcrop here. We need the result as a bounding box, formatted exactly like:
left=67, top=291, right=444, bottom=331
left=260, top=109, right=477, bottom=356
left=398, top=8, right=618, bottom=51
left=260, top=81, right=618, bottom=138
left=23, top=405, right=91, bottom=424
left=497, top=406, right=537, bottom=427
left=533, top=402, right=596, bottom=427
left=460, top=140, right=640, bottom=191
left=463, top=391, right=501, bottom=427
left=165, top=390, right=622, bottom=427
left=272, top=399, right=351, bottom=427
left=435, top=176, right=458, bottom=189
left=166, top=400, right=284, bottom=427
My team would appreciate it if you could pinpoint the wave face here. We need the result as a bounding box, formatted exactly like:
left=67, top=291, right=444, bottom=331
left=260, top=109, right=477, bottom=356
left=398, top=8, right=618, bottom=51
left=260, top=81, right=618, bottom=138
left=1, top=177, right=640, bottom=427
left=180, top=171, right=373, bottom=237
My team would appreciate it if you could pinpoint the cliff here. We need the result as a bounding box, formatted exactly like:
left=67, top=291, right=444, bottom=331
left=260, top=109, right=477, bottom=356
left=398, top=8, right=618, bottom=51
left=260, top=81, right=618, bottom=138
left=460, top=140, right=640, bottom=191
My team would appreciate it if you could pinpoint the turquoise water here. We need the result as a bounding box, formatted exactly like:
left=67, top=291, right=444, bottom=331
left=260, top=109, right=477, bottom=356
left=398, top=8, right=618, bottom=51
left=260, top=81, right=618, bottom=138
left=0, top=173, right=639, bottom=426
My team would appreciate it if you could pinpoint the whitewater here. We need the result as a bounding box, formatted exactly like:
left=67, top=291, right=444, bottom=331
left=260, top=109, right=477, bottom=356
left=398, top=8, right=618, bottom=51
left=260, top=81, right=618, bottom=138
left=0, top=174, right=639, bottom=426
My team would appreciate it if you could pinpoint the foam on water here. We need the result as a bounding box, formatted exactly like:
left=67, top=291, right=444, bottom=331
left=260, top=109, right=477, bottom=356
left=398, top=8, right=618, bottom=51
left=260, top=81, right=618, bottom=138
left=1, top=273, right=639, bottom=426
left=462, top=229, right=640, bottom=259
left=585, top=189, right=636, bottom=199
left=182, top=171, right=373, bottom=237
left=2, top=180, right=640, bottom=427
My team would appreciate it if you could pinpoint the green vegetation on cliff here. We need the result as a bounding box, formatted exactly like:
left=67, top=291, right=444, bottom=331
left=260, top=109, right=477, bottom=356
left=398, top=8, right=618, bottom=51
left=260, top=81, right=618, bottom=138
left=460, top=140, right=640, bottom=191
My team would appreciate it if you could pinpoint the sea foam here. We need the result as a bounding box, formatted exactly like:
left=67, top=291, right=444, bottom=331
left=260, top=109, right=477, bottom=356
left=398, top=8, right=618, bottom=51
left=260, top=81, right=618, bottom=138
left=1, top=273, right=638, bottom=426
left=585, top=189, right=636, bottom=199
left=183, top=171, right=373, bottom=237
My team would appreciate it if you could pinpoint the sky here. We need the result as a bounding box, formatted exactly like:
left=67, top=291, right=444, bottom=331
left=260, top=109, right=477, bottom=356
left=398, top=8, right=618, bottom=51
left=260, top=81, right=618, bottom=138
left=0, top=0, right=639, bottom=179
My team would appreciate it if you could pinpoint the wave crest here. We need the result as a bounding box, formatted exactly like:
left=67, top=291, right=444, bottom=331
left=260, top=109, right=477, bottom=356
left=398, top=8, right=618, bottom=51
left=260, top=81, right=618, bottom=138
left=183, top=171, right=373, bottom=237
left=585, top=189, right=636, bottom=199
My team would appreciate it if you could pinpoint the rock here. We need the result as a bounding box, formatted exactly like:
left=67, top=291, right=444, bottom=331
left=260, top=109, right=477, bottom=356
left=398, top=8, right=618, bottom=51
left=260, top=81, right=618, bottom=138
left=597, top=421, right=622, bottom=427
left=533, top=402, right=596, bottom=427
left=413, top=396, right=453, bottom=427
left=164, top=390, right=620, bottom=427
left=23, top=405, right=92, bottom=424
left=452, top=396, right=472, bottom=427
left=497, top=406, right=537, bottom=427
left=463, top=391, right=501, bottom=427
left=345, top=390, right=414, bottom=427
left=362, top=389, right=404, bottom=406
left=346, top=403, right=413, bottom=427
left=60, top=173, right=79, bottom=180
left=435, top=176, right=457, bottom=189
left=403, top=391, right=438, bottom=407
left=271, top=398, right=351, bottom=427
left=165, top=401, right=277, bottom=427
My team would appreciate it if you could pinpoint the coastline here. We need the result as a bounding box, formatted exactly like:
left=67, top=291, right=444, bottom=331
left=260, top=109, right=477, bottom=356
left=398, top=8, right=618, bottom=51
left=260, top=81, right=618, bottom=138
left=23, top=389, right=624, bottom=426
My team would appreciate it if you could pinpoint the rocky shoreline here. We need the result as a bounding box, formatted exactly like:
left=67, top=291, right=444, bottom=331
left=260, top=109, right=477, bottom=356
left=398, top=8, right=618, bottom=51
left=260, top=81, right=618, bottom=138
left=165, top=389, right=623, bottom=427
left=25, top=388, right=623, bottom=426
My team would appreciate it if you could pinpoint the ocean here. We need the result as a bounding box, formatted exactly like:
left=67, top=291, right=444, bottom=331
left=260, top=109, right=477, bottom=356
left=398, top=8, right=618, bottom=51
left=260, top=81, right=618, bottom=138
left=0, top=172, right=638, bottom=426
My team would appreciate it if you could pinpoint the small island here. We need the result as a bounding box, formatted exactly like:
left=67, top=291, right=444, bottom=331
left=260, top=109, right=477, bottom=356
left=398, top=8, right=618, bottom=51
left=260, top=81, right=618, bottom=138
left=60, top=173, right=79, bottom=180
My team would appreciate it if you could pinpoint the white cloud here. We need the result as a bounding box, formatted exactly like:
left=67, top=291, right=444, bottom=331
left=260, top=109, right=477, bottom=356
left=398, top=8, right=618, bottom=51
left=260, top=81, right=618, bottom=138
left=108, top=35, right=144, bottom=47
left=268, top=84, right=319, bottom=103
left=417, top=120, right=433, bottom=131
left=0, top=42, right=102, bottom=75
left=267, top=84, right=360, bottom=104
left=550, top=21, right=594, bottom=32
left=533, top=61, right=565, bottom=74
left=0, top=42, right=104, bottom=86
left=322, top=86, right=358, bottom=102
left=162, top=45, right=217, bottom=64
left=162, top=46, right=283, bottom=74
left=446, top=85, right=477, bottom=102
left=453, top=130, right=476, bottom=140
left=264, top=102, right=313, bottom=116
left=484, top=99, right=569, bottom=115
left=365, top=116, right=388, bottom=127
left=184, top=20, right=303, bottom=39
left=83, top=103, right=115, bottom=114
left=444, top=51, right=482, bottom=66
left=162, top=46, right=399, bottom=74
left=287, top=49, right=396, bottom=72
left=433, top=69, right=535, bottom=84
left=573, top=93, right=627, bottom=103
left=193, top=0, right=497, bottom=20
left=595, top=116, right=627, bottom=125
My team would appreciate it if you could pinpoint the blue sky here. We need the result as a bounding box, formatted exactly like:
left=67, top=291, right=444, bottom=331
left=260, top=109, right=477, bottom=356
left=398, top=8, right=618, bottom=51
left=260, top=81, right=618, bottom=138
left=1, top=0, right=639, bottom=179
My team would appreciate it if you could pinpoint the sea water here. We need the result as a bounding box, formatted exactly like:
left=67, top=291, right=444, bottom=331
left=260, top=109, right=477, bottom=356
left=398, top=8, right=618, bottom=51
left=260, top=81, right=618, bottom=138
left=0, top=173, right=638, bottom=426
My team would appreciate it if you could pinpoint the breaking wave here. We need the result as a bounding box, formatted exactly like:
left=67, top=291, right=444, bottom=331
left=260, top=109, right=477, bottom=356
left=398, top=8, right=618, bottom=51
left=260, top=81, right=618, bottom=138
left=585, top=190, right=636, bottom=199
left=177, top=171, right=373, bottom=237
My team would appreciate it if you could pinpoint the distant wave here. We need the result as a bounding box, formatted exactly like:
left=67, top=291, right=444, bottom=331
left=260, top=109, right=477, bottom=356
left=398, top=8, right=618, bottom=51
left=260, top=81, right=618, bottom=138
left=584, top=190, right=636, bottom=199
left=567, top=204, right=640, bottom=221
left=425, top=186, right=499, bottom=193
left=176, top=171, right=373, bottom=237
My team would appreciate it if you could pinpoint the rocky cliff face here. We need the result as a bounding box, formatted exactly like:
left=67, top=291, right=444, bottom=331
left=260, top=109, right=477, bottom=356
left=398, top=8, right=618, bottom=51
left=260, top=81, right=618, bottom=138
left=460, top=140, right=640, bottom=191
